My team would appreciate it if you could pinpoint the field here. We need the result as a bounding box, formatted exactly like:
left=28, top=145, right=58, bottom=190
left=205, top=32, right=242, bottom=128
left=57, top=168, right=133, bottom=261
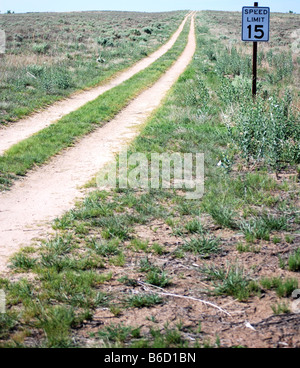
left=0, top=11, right=185, bottom=123
left=0, top=10, right=299, bottom=349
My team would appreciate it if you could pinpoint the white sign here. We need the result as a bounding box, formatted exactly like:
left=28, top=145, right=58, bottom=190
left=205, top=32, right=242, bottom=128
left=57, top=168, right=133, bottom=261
left=242, top=6, right=270, bottom=42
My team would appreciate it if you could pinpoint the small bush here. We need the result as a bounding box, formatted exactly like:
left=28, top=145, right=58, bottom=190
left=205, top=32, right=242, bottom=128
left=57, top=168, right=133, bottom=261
left=230, top=91, right=300, bottom=169
left=143, top=27, right=152, bottom=34
left=32, top=43, right=50, bottom=54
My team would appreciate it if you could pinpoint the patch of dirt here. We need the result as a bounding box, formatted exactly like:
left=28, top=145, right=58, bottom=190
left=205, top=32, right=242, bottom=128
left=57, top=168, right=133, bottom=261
left=69, top=212, right=300, bottom=348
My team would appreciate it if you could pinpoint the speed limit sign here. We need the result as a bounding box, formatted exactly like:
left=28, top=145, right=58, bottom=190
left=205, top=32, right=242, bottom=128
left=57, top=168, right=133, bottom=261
left=242, top=3, right=270, bottom=96
left=242, top=6, right=270, bottom=42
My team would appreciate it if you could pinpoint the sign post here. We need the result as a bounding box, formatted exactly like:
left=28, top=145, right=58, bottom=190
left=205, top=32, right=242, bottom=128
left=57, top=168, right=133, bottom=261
left=242, top=2, right=270, bottom=97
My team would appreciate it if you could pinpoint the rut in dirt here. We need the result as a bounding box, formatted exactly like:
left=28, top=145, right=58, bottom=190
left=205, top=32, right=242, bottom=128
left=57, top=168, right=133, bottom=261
left=0, top=13, right=191, bottom=156
left=0, top=14, right=196, bottom=275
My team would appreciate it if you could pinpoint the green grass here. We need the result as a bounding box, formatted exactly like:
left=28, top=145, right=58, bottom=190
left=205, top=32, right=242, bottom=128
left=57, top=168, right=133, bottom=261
left=185, top=219, right=205, bottom=234
left=146, top=270, right=172, bottom=288
left=287, top=249, right=300, bottom=272
left=36, top=305, right=76, bottom=348
left=181, top=236, right=220, bottom=257
left=98, top=324, right=142, bottom=345
left=0, top=17, right=191, bottom=190
left=260, top=277, right=298, bottom=298
left=271, top=302, right=291, bottom=315
left=201, top=264, right=259, bottom=301
left=126, top=293, right=163, bottom=308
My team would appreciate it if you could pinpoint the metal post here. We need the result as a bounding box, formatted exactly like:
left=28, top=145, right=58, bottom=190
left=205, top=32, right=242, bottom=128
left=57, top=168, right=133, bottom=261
left=252, top=2, right=258, bottom=97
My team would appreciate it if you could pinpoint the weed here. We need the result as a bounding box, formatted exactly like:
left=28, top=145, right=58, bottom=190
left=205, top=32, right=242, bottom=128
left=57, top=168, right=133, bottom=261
left=126, top=293, right=163, bottom=308
left=146, top=270, right=171, bottom=288
left=9, top=254, right=37, bottom=271
left=93, top=239, right=121, bottom=257
left=131, top=238, right=150, bottom=252
left=209, top=206, right=238, bottom=230
left=201, top=264, right=259, bottom=301
left=151, top=243, right=166, bottom=255
left=185, top=219, right=205, bottom=234
left=260, top=277, right=298, bottom=298
left=0, top=313, right=18, bottom=340
left=139, top=258, right=159, bottom=273
left=98, top=324, right=138, bottom=344
left=181, top=236, right=220, bottom=257
left=236, top=243, right=260, bottom=254
left=271, top=302, right=291, bottom=315
left=36, top=305, right=76, bottom=348
left=287, top=249, right=300, bottom=272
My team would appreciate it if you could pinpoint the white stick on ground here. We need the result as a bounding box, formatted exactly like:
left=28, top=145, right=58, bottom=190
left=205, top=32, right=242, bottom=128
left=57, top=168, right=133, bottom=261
left=137, top=281, right=232, bottom=317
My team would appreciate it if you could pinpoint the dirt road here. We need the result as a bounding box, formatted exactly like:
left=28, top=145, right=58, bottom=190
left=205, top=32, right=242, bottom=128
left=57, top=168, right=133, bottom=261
left=0, top=13, right=191, bottom=156
left=0, top=14, right=196, bottom=275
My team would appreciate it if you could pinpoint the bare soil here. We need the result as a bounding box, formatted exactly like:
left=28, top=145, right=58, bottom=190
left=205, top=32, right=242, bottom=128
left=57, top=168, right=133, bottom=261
left=74, top=215, right=300, bottom=348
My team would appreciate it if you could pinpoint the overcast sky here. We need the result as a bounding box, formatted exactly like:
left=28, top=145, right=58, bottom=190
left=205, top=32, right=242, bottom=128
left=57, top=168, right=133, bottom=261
left=0, top=0, right=299, bottom=14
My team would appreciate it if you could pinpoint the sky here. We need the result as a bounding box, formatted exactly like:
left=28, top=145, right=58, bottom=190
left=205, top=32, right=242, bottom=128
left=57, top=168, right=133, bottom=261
left=0, top=0, right=299, bottom=14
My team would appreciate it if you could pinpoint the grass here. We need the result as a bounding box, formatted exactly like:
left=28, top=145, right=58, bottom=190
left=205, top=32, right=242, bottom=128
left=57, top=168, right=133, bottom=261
left=287, top=249, right=300, bottom=272
left=98, top=324, right=141, bottom=345
left=279, top=248, right=300, bottom=272
left=146, top=270, right=172, bottom=288
left=200, top=264, right=259, bottom=301
left=126, top=293, right=163, bottom=308
left=185, top=218, right=205, bottom=234
left=96, top=323, right=192, bottom=348
left=181, top=236, right=220, bottom=258
left=271, top=302, right=291, bottom=315
left=260, top=277, right=298, bottom=298
left=0, top=17, right=191, bottom=190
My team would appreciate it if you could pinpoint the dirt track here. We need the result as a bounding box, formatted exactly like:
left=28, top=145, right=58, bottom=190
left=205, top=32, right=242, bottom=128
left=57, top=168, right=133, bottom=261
left=0, top=14, right=196, bottom=275
left=0, top=13, right=191, bottom=156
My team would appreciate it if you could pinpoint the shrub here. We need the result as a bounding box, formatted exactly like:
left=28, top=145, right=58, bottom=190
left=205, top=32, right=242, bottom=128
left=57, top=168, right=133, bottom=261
left=32, top=43, right=50, bottom=54
left=230, top=91, right=300, bottom=169
left=40, top=68, right=73, bottom=92
left=143, top=27, right=152, bottom=34
left=216, top=47, right=251, bottom=78
left=97, top=37, right=114, bottom=47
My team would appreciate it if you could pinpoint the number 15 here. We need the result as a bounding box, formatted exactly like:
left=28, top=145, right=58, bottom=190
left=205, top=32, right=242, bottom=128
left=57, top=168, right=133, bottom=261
left=247, top=25, right=264, bottom=39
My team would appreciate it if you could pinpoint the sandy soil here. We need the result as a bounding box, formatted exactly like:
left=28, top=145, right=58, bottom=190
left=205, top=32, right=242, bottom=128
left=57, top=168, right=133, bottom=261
left=0, top=14, right=196, bottom=275
left=0, top=12, right=191, bottom=156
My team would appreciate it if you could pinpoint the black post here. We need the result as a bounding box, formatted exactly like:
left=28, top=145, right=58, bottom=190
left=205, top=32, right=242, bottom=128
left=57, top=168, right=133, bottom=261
left=252, top=2, right=258, bottom=97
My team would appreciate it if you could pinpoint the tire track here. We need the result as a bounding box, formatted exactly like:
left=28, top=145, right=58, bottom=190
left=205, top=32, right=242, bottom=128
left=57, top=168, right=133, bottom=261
left=0, top=13, right=191, bottom=156
left=0, top=13, right=196, bottom=275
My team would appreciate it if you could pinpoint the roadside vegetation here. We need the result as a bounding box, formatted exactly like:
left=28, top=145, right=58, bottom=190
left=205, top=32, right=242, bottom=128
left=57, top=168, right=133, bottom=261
left=0, top=11, right=299, bottom=348
left=0, top=11, right=186, bottom=124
